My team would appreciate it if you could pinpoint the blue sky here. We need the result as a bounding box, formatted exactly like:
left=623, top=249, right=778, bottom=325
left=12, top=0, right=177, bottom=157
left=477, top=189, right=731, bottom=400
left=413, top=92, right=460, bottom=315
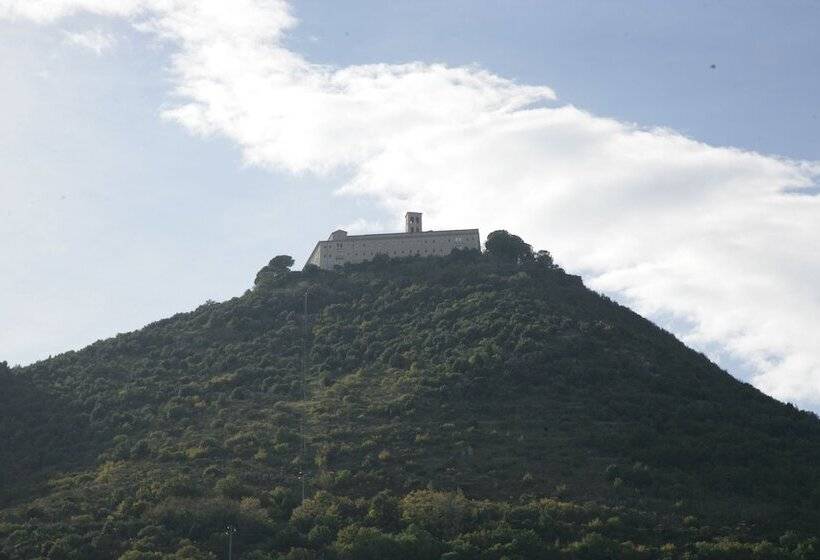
left=291, top=0, right=819, bottom=159
left=1, top=0, right=819, bottom=410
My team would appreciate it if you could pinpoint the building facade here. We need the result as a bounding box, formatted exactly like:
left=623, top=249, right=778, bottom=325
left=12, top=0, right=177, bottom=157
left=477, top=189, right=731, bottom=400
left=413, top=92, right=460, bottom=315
left=306, top=212, right=480, bottom=270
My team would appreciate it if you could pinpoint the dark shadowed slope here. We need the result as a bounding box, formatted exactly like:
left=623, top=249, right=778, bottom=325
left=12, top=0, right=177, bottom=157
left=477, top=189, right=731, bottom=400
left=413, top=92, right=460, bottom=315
left=0, top=362, right=95, bottom=506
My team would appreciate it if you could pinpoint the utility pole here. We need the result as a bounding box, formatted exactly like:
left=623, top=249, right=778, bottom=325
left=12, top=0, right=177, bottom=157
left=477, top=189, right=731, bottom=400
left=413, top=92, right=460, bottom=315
left=225, top=525, right=236, bottom=560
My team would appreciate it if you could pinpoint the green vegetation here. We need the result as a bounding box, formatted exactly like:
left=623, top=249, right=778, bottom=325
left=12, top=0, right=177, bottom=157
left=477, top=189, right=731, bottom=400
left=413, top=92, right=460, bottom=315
left=1, top=231, right=818, bottom=559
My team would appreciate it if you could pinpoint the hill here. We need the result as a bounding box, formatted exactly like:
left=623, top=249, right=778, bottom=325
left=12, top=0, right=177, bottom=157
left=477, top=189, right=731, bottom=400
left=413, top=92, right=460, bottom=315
left=2, top=231, right=819, bottom=560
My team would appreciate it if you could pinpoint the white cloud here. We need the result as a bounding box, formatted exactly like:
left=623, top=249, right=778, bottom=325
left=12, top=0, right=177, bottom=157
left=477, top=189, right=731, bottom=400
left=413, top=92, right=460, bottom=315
left=63, top=28, right=116, bottom=54
left=2, top=0, right=819, bottom=408
left=0, top=0, right=145, bottom=23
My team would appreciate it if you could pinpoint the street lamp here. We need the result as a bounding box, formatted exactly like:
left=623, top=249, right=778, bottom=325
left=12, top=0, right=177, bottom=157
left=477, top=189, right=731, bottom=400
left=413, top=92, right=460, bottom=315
left=225, top=525, right=237, bottom=560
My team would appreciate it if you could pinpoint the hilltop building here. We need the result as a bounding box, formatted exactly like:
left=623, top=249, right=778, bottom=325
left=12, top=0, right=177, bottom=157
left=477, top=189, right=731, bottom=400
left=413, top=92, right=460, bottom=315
left=306, top=212, right=480, bottom=270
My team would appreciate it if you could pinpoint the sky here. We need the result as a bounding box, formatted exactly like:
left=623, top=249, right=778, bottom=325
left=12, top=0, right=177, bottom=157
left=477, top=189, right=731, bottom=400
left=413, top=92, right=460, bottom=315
left=1, top=1, right=819, bottom=411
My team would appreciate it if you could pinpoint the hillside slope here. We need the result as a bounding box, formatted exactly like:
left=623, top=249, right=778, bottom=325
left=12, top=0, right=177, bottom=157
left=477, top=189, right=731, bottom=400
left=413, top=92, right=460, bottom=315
left=2, top=234, right=819, bottom=559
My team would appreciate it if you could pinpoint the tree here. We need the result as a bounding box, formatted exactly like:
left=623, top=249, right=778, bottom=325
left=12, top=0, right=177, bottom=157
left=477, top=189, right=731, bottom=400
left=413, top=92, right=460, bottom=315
left=269, top=255, right=295, bottom=271
left=334, top=525, right=403, bottom=560
left=535, top=250, right=556, bottom=268
left=564, top=532, right=620, bottom=560
left=367, top=491, right=400, bottom=531
left=484, top=230, right=533, bottom=264
left=255, top=255, right=295, bottom=287
left=400, top=490, right=472, bottom=539
left=215, top=475, right=250, bottom=499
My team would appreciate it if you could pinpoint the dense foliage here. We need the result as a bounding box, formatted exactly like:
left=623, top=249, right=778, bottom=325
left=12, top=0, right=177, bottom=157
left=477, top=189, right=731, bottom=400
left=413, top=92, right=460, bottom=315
left=1, top=232, right=818, bottom=559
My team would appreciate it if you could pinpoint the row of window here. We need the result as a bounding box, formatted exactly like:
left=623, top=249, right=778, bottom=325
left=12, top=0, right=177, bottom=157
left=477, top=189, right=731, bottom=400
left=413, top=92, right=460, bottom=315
left=330, top=248, right=451, bottom=259
left=326, top=237, right=470, bottom=251
left=319, top=246, right=475, bottom=264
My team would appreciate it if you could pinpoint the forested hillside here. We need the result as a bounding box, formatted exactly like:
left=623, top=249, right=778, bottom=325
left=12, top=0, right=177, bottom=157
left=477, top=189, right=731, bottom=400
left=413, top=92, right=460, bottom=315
left=2, top=232, right=818, bottom=560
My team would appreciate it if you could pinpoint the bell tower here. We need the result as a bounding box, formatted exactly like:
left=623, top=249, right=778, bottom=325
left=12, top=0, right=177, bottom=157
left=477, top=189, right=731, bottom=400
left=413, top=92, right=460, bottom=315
left=405, top=212, right=422, bottom=233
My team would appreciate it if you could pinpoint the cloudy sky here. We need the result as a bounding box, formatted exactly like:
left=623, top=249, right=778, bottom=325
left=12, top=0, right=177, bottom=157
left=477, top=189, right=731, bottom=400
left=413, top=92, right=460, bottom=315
left=1, top=0, right=819, bottom=411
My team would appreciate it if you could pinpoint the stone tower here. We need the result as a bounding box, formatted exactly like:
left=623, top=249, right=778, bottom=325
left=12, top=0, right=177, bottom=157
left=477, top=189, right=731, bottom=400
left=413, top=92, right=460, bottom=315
left=405, top=212, right=422, bottom=233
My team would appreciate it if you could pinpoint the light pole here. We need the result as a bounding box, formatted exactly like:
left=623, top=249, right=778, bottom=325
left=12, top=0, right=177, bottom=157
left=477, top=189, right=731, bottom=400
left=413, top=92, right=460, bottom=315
left=225, top=525, right=236, bottom=560
left=300, top=289, right=310, bottom=503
